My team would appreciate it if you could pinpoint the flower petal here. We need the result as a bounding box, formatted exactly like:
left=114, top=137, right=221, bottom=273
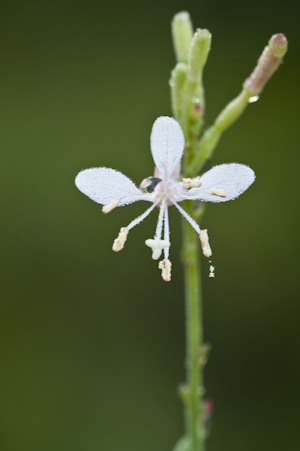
left=184, top=163, right=255, bottom=203
left=75, top=167, right=149, bottom=206
left=150, top=117, right=185, bottom=181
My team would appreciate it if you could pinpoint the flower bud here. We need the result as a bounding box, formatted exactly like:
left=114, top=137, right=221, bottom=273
left=169, top=62, right=187, bottom=118
left=171, top=11, right=193, bottom=64
left=269, top=33, right=288, bottom=57
left=188, top=28, right=212, bottom=85
left=243, top=33, right=288, bottom=95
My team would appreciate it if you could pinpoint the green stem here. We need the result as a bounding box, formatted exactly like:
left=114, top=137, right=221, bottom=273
left=183, top=200, right=204, bottom=451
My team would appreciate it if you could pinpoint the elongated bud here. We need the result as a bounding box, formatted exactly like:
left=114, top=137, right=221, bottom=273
left=243, top=33, right=288, bottom=95
left=268, top=33, right=288, bottom=57
left=169, top=62, right=187, bottom=118
left=188, top=28, right=212, bottom=85
left=171, top=11, right=193, bottom=64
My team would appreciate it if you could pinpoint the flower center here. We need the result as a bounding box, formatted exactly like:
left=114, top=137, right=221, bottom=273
left=155, top=180, right=176, bottom=201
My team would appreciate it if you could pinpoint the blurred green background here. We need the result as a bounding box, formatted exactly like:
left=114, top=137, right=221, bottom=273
left=1, top=0, right=299, bottom=450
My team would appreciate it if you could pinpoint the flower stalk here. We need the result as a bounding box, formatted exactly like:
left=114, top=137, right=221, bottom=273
left=183, top=199, right=204, bottom=451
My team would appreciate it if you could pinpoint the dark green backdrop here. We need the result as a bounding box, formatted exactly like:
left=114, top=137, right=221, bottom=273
left=1, top=1, right=299, bottom=450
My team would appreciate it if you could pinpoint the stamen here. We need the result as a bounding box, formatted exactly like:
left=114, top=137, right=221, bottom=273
left=182, top=177, right=202, bottom=189
left=158, top=258, right=172, bottom=282
left=112, top=227, right=129, bottom=252
left=208, top=188, right=227, bottom=198
left=199, top=229, right=212, bottom=258
left=145, top=239, right=170, bottom=260
left=127, top=202, right=157, bottom=231
left=173, top=201, right=201, bottom=234
left=163, top=205, right=170, bottom=259
left=102, top=199, right=120, bottom=214
left=154, top=200, right=166, bottom=240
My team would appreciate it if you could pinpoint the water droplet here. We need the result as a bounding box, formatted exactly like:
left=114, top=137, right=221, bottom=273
left=248, top=95, right=259, bottom=103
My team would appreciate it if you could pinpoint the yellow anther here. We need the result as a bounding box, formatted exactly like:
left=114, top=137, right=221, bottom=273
left=112, top=227, right=129, bottom=252
left=158, top=258, right=172, bottom=282
left=199, top=229, right=212, bottom=258
left=182, top=177, right=202, bottom=189
left=208, top=188, right=227, bottom=198
left=102, top=199, right=120, bottom=214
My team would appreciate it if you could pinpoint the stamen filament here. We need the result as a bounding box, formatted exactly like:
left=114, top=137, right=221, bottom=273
left=127, top=202, right=158, bottom=231
left=173, top=201, right=201, bottom=234
left=164, top=205, right=170, bottom=259
left=154, top=200, right=166, bottom=240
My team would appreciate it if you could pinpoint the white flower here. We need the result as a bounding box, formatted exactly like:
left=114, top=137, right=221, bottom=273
left=75, top=117, right=255, bottom=281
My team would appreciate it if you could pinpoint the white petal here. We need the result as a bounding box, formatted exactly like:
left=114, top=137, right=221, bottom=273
left=75, top=167, right=149, bottom=206
left=150, top=117, right=185, bottom=181
left=184, top=163, right=255, bottom=203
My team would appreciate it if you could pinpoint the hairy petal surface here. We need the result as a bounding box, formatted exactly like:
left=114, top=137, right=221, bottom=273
left=75, top=167, right=149, bottom=206
left=150, top=116, right=185, bottom=181
left=185, top=163, right=255, bottom=203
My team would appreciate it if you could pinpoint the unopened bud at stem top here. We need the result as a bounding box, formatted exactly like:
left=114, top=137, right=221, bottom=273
left=171, top=11, right=193, bottom=64
left=188, top=28, right=212, bottom=85
left=243, top=33, right=288, bottom=95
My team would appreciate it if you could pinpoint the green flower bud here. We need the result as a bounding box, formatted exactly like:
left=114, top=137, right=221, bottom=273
left=171, top=11, right=193, bottom=64
left=243, top=33, right=288, bottom=95
left=169, top=62, right=187, bottom=118
left=188, top=29, right=212, bottom=85
left=269, top=33, right=288, bottom=58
